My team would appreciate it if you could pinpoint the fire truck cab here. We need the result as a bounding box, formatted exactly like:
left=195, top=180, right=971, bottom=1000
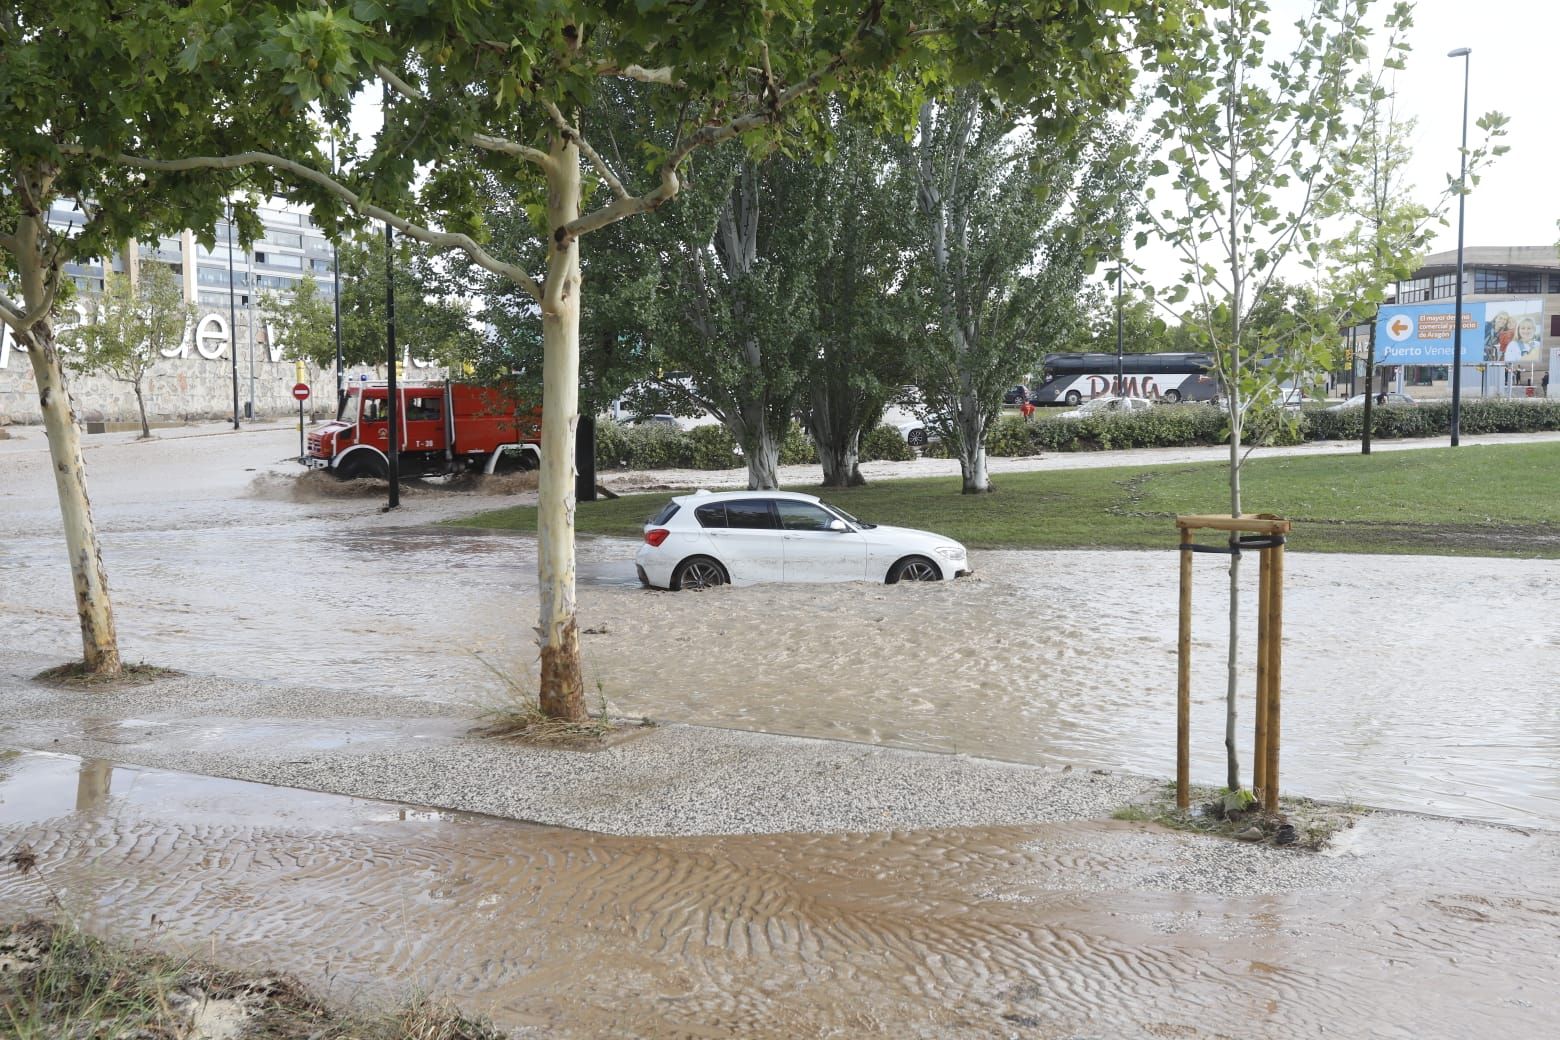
left=304, top=382, right=541, bottom=479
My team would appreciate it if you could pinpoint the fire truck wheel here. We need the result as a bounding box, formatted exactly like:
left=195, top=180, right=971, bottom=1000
left=337, top=453, right=388, bottom=480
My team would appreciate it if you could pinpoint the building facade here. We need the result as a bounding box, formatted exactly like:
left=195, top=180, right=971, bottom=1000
left=1, top=201, right=438, bottom=426
left=1383, top=245, right=1559, bottom=397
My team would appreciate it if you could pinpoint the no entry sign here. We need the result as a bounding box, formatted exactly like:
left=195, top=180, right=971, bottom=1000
left=292, top=382, right=311, bottom=401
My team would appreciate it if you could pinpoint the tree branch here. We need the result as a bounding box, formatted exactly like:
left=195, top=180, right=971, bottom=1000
left=0, top=291, right=27, bottom=331
left=595, top=63, right=683, bottom=87
left=543, top=100, right=630, bottom=201
left=378, top=63, right=554, bottom=172
left=559, top=10, right=881, bottom=245
left=62, top=146, right=544, bottom=302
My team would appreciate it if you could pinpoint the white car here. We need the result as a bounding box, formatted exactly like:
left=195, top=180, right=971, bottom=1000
left=1057, top=395, right=1156, bottom=420
left=1326, top=392, right=1417, bottom=412
left=635, top=489, right=971, bottom=589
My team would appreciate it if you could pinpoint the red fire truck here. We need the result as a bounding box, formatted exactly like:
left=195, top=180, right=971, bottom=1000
left=303, top=382, right=541, bottom=479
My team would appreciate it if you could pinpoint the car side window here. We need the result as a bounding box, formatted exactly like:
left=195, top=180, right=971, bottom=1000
left=776, top=501, right=835, bottom=531
left=724, top=499, right=777, bottom=529
left=694, top=503, right=727, bottom=528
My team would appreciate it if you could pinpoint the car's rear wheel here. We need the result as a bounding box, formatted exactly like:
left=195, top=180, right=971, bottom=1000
left=906, top=428, right=928, bottom=447
left=673, top=556, right=729, bottom=591
left=1064, top=390, right=1082, bottom=406
left=1161, top=389, right=1182, bottom=403
left=887, top=556, right=941, bottom=584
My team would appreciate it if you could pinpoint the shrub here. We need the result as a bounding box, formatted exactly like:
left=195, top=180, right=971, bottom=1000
left=985, top=414, right=1041, bottom=457
left=593, top=418, right=632, bottom=467
left=779, top=420, right=818, bottom=465
left=687, top=423, right=741, bottom=469
left=624, top=423, right=689, bottom=469
left=860, top=423, right=915, bottom=462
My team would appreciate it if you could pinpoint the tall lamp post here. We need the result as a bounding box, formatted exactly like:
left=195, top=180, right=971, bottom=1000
left=225, top=201, right=240, bottom=430
left=1448, top=46, right=1471, bottom=448
left=1115, top=250, right=1125, bottom=397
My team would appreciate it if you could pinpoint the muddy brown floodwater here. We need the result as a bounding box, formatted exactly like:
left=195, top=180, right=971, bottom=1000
left=3, top=749, right=1557, bottom=1039
left=3, top=428, right=1559, bottom=829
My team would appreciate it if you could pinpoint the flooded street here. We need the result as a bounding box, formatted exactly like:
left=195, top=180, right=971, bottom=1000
left=3, top=748, right=1557, bottom=1038
left=3, top=426, right=1558, bottom=829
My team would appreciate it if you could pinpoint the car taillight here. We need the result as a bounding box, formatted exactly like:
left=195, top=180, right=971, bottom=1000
left=644, top=528, right=670, bottom=547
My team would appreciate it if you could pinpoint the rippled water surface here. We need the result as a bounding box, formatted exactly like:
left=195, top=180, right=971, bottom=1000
left=3, top=749, right=1557, bottom=1039
left=4, top=428, right=1559, bottom=829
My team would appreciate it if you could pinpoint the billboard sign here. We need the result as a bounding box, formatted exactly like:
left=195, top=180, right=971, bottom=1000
left=1376, top=299, right=1544, bottom=365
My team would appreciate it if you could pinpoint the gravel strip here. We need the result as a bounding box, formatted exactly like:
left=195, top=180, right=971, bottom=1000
left=2, top=650, right=1160, bottom=836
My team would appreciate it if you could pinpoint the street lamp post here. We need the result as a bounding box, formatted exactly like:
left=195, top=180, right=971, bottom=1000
left=225, top=202, right=240, bottom=430
left=1115, top=253, right=1125, bottom=397
left=384, top=218, right=400, bottom=511
left=1448, top=46, right=1471, bottom=447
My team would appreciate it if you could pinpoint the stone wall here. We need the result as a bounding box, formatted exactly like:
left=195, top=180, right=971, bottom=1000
left=0, top=310, right=446, bottom=425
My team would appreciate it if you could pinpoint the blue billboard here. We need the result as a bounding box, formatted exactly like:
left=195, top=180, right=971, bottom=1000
left=1376, top=299, right=1545, bottom=365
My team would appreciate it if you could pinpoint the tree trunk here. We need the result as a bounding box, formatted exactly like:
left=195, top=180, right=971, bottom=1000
left=806, top=382, right=868, bottom=487
left=955, top=385, right=991, bottom=494
left=741, top=421, right=781, bottom=490
left=133, top=382, right=150, bottom=439
left=1225, top=375, right=1242, bottom=793
left=816, top=437, right=864, bottom=487
left=536, top=134, right=585, bottom=722
left=24, top=319, right=122, bottom=675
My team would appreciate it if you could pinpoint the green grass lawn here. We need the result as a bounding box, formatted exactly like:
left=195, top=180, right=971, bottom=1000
left=451, top=442, right=1560, bottom=557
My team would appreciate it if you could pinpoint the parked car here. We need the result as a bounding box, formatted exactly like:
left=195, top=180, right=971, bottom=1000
left=635, top=489, right=972, bottom=590
left=1002, top=385, right=1030, bottom=405
left=1326, top=392, right=1417, bottom=412
left=888, top=409, right=948, bottom=448
left=1056, top=395, right=1156, bottom=420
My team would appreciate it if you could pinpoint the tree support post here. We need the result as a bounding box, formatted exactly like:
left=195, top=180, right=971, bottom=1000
left=1264, top=539, right=1285, bottom=813
left=1174, top=514, right=1291, bottom=813
left=1177, top=527, right=1193, bottom=810
left=1254, top=547, right=1271, bottom=795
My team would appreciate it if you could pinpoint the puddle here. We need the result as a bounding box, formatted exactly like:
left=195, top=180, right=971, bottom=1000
left=1, top=749, right=1556, bottom=1038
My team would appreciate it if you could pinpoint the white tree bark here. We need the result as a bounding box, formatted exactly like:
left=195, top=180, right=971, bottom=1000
left=6, top=183, right=122, bottom=676
left=740, top=416, right=781, bottom=490
left=536, top=132, right=585, bottom=721
left=23, top=320, right=122, bottom=675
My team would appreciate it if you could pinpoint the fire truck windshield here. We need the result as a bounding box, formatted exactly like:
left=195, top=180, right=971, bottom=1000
left=339, top=392, right=360, bottom=425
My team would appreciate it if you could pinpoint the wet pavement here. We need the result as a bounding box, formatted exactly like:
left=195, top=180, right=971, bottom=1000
left=3, top=426, right=1559, bottom=830
left=3, top=748, right=1557, bottom=1039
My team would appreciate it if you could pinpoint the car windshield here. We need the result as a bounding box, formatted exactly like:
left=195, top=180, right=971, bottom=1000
left=821, top=501, right=875, bottom=530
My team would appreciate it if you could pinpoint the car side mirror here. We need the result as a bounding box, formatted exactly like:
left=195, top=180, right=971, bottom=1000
left=827, top=518, right=849, bottom=532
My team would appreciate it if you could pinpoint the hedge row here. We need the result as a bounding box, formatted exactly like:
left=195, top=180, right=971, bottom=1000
left=980, top=398, right=1560, bottom=457
left=591, top=400, right=1560, bottom=470
left=593, top=420, right=914, bottom=470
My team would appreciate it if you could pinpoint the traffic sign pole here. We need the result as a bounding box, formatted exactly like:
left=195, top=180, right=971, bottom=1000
left=292, top=382, right=311, bottom=461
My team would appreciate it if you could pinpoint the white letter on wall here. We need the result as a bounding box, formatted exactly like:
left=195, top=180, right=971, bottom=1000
left=195, top=314, right=229, bottom=360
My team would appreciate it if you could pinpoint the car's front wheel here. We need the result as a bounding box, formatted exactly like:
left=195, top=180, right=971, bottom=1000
left=906, top=428, right=928, bottom=447
left=672, top=556, right=729, bottom=591
left=886, top=556, right=941, bottom=584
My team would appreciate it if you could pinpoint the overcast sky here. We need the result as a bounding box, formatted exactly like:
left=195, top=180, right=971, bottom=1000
left=1127, top=0, right=1558, bottom=294
left=346, top=1, right=1557, bottom=297
left=1386, top=0, right=1556, bottom=256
